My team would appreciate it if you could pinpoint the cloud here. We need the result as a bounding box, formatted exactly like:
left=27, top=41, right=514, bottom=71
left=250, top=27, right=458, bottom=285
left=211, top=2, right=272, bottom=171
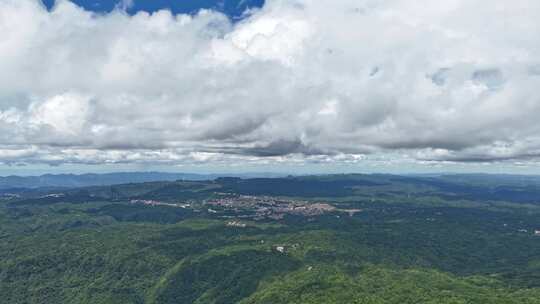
left=0, top=0, right=540, bottom=168
left=117, top=0, right=134, bottom=11
left=29, top=92, right=92, bottom=136
left=238, top=139, right=327, bottom=157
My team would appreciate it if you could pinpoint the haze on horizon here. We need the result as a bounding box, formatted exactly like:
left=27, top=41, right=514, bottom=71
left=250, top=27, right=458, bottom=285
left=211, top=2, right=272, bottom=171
left=1, top=0, right=540, bottom=176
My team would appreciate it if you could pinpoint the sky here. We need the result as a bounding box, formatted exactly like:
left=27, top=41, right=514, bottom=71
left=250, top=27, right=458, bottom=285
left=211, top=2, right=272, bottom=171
left=1, top=0, right=540, bottom=176
left=40, top=0, right=265, bottom=20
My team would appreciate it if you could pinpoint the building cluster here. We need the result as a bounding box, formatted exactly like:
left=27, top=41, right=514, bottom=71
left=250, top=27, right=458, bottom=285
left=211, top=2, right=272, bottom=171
left=226, top=220, right=247, bottom=228
left=273, top=243, right=300, bottom=254
left=130, top=199, right=189, bottom=208
left=0, top=193, right=21, bottom=199
left=127, top=194, right=361, bottom=222
left=204, top=195, right=338, bottom=220
left=42, top=193, right=65, bottom=198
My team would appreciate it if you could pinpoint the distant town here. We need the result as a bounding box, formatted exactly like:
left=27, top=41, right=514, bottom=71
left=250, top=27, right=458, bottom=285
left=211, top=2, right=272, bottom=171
left=130, top=194, right=362, bottom=221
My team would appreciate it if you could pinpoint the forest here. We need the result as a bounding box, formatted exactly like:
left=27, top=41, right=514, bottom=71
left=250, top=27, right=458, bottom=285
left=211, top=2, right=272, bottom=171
left=1, top=174, right=540, bottom=303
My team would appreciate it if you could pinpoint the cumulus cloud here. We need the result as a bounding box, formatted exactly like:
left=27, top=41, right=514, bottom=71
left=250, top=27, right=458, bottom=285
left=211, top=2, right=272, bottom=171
left=0, top=0, right=540, bottom=168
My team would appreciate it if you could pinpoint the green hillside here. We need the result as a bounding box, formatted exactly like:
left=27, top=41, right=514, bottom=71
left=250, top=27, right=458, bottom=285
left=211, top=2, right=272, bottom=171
left=1, top=175, right=540, bottom=303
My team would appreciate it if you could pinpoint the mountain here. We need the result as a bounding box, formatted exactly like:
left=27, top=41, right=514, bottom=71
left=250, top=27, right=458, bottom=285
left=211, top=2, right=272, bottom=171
left=0, top=172, right=283, bottom=190
left=2, top=173, right=540, bottom=303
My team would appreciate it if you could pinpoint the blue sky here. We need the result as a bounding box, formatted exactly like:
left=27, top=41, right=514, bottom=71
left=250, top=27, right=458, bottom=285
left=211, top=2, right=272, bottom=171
left=41, top=0, right=265, bottom=19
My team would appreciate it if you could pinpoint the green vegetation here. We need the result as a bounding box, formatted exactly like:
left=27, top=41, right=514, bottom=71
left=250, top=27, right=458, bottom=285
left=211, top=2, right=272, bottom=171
left=1, top=174, right=540, bottom=303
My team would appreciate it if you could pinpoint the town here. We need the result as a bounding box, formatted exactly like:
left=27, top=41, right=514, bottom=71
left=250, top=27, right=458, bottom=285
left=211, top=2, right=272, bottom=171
left=129, top=194, right=361, bottom=221
left=203, top=195, right=360, bottom=220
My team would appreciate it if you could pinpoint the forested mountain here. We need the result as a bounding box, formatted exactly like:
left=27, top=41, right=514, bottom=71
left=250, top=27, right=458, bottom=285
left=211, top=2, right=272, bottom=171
left=0, top=172, right=285, bottom=190
left=1, top=174, right=540, bottom=303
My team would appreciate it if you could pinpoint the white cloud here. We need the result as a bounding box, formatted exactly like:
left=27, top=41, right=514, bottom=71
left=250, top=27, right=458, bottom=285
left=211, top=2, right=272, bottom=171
left=117, top=0, right=134, bottom=11
left=29, top=92, right=92, bottom=135
left=0, top=0, right=540, bottom=168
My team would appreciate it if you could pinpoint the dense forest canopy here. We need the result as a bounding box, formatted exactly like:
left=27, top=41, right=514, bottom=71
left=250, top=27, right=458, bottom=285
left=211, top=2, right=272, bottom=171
left=1, top=174, right=540, bottom=303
